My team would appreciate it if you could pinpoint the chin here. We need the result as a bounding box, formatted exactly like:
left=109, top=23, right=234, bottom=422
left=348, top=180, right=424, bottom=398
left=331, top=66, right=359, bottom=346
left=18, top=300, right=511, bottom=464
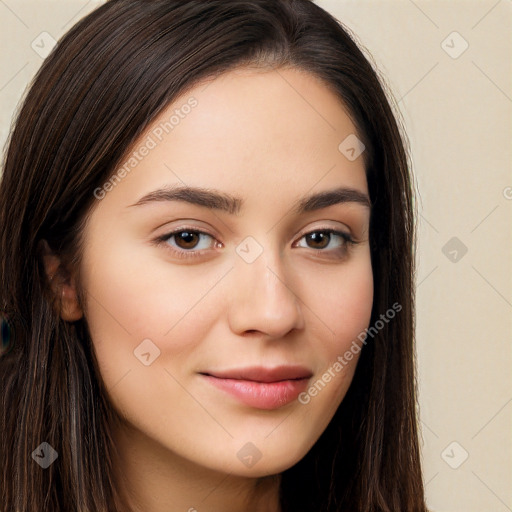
left=209, top=433, right=316, bottom=478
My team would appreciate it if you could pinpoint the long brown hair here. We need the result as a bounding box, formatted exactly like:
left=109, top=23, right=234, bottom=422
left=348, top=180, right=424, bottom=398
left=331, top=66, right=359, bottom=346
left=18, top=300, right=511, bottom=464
left=0, top=1, right=426, bottom=510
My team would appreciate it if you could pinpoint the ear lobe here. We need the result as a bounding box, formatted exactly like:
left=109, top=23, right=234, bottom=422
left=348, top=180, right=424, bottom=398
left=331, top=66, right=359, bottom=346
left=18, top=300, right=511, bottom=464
left=39, top=239, right=84, bottom=322
left=59, top=274, right=84, bottom=322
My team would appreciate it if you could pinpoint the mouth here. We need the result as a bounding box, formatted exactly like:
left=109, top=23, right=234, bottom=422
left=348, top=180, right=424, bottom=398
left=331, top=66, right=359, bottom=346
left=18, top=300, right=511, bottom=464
left=199, top=365, right=313, bottom=410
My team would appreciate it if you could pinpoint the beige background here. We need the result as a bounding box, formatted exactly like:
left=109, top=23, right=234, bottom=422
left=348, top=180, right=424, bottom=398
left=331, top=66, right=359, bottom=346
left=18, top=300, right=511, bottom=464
left=1, top=1, right=511, bottom=511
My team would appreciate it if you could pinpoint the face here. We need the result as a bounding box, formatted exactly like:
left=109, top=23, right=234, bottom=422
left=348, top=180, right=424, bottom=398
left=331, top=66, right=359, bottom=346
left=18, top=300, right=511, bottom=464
left=78, top=66, right=373, bottom=477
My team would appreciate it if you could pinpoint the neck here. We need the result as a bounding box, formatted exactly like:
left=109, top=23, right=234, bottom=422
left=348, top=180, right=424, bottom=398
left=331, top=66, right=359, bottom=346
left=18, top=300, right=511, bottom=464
left=111, top=419, right=282, bottom=512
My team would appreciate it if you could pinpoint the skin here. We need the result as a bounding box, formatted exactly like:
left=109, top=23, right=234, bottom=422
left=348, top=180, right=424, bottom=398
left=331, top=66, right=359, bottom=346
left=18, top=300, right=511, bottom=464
left=44, top=66, right=373, bottom=512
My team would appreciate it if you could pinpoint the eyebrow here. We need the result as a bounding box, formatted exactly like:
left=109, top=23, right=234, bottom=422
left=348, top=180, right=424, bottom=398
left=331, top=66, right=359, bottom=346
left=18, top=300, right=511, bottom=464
left=127, top=184, right=371, bottom=214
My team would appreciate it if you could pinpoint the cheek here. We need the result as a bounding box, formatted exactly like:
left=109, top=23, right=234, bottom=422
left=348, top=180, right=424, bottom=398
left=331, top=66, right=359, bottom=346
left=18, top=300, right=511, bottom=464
left=334, top=265, right=374, bottom=347
left=304, top=251, right=374, bottom=359
left=79, top=236, right=227, bottom=385
left=296, top=252, right=373, bottom=406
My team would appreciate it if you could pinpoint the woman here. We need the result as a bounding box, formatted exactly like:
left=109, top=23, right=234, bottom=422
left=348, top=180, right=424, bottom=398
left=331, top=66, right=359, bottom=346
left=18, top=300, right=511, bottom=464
left=0, top=1, right=427, bottom=510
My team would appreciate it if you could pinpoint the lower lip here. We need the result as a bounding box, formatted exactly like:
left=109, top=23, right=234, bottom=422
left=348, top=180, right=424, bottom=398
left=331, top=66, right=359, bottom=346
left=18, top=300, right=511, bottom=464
left=202, top=375, right=309, bottom=410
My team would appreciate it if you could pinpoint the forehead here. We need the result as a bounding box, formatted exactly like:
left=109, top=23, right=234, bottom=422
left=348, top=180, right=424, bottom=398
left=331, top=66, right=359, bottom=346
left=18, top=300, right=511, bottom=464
left=91, top=66, right=368, bottom=215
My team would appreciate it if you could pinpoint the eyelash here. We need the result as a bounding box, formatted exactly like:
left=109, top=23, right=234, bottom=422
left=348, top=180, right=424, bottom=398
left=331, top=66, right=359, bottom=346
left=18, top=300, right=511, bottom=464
left=153, top=226, right=360, bottom=260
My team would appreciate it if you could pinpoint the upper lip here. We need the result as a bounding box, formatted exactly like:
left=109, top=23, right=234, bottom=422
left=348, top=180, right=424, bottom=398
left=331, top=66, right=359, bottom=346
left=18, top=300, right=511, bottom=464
left=200, top=365, right=313, bottom=383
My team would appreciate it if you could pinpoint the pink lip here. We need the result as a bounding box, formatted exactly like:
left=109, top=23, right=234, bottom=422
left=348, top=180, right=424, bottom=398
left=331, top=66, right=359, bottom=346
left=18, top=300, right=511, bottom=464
left=200, top=365, right=312, bottom=410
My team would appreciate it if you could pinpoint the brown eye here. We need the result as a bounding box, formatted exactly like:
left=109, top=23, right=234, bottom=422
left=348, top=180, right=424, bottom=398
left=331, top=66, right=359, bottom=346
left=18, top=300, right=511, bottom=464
left=295, top=229, right=356, bottom=256
left=155, top=228, right=218, bottom=259
left=305, top=232, right=330, bottom=249
left=174, top=231, right=201, bottom=249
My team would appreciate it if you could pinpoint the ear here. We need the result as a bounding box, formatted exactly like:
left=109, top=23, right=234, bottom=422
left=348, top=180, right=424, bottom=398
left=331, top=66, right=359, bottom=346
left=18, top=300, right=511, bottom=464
left=39, top=239, right=83, bottom=322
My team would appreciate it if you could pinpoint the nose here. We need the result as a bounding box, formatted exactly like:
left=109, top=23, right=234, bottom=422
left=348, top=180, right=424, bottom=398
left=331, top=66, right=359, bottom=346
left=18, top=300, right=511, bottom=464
left=227, top=244, right=305, bottom=338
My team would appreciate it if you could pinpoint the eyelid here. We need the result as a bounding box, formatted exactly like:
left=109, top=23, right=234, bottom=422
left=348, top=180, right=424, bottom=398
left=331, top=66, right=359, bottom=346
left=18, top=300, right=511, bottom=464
left=153, top=225, right=220, bottom=259
left=153, top=223, right=361, bottom=261
left=294, top=222, right=356, bottom=243
left=292, top=228, right=360, bottom=255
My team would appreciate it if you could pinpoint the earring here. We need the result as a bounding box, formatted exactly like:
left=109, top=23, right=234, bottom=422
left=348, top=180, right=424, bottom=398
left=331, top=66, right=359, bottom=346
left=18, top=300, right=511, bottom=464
left=1, top=314, right=12, bottom=355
